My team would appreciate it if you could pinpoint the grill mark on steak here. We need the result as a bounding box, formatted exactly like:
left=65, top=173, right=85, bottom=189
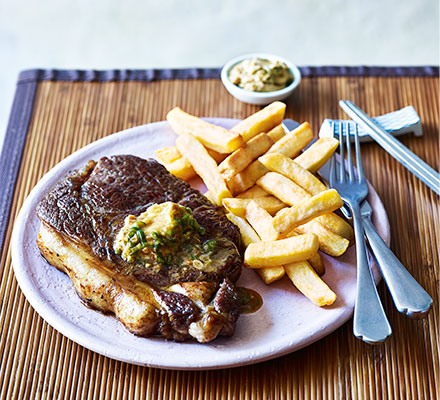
left=36, top=155, right=244, bottom=342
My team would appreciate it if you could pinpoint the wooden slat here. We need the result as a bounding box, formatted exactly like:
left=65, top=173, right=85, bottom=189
left=0, top=75, right=438, bottom=399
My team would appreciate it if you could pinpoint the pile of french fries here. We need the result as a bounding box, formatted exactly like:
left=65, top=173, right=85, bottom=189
left=155, top=102, right=354, bottom=307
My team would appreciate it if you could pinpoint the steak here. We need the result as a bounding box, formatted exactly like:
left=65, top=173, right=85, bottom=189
left=36, top=155, right=243, bottom=342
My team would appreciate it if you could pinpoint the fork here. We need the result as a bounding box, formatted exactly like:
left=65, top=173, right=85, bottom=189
left=330, top=121, right=392, bottom=344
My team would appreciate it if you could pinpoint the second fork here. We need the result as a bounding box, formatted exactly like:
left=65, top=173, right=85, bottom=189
left=330, top=122, right=392, bottom=344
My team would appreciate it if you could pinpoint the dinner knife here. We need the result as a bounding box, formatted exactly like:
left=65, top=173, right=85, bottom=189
left=339, top=100, right=440, bottom=195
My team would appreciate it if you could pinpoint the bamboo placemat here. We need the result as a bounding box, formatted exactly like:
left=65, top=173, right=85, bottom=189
left=0, top=67, right=438, bottom=399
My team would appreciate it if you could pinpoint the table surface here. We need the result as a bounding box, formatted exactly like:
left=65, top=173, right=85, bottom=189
left=0, top=67, right=438, bottom=399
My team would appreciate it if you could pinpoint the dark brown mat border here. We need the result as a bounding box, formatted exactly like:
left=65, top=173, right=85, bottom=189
left=0, top=79, right=37, bottom=255
left=17, top=66, right=440, bottom=84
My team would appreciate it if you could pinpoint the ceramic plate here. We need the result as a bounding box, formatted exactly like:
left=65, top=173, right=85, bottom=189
left=11, top=118, right=390, bottom=370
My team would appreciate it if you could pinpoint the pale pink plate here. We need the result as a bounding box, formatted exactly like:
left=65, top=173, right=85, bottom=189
left=11, top=119, right=390, bottom=370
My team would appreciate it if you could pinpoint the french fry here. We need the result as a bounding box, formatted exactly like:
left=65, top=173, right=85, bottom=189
left=295, top=220, right=349, bottom=257
left=257, top=267, right=285, bottom=284
left=203, top=190, right=217, bottom=205
left=158, top=111, right=288, bottom=185
left=244, top=201, right=279, bottom=241
left=244, top=202, right=287, bottom=285
left=307, top=252, right=325, bottom=276
left=273, top=189, right=344, bottom=238
left=155, top=146, right=182, bottom=163
left=267, top=122, right=314, bottom=158
left=257, top=172, right=310, bottom=204
left=167, top=107, right=243, bottom=153
left=207, top=149, right=228, bottom=164
left=231, top=101, right=286, bottom=142
left=257, top=172, right=353, bottom=242
left=237, top=185, right=270, bottom=199
left=266, top=124, right=286, bottom=142
left=283, top=220, right=348, bottom=258
left=318, top=213, right=353, bottom=243
left=155, top=146, right=196, bottom=180
left=284, top=262, right=336, bottom=306
left=259, top=152, right=327, bottom=195
left=243, top=203, right=323, bottom=284
left=156, top=146, right=226, bottom=164
left=225, top=213, right=260, bottom=247
left=226, top=161, right=269, bottom=195
left=160, top=157, right=196, bottom=181
left=176, top=134, right=231, bottom=205
left=218, top=133, right=274, bottom=180
left=283, top=229, right=326, bottom=275
left=244, top=234, right=319, bottom=267
left=294, top=137, right=339, bottom=173
left=223, top=197, right=286, bottom=218
left=155, top=146, right=225, bottom=181
left=225, top=122, right=314, bottom=195
left=226, top=212, right=285, bottom=284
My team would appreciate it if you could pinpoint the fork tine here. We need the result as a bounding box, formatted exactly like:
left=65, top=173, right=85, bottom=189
left=354, top=124, right=366, bottom=183
left=346, top=122, right=355, bottom=182
left=329, top=121, right=338, bottom=185
left=330, top=150, right=336, bottom=184
left=338, top=121, right=345, bottom=182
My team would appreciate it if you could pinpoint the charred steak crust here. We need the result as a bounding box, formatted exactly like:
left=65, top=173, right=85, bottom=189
left=36, top=155, right=244, bottom=342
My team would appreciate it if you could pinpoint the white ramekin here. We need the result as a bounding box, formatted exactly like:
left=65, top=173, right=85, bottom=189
left=221, top=53, right=301, bottom=105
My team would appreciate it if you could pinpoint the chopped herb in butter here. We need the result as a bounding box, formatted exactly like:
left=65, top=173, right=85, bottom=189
left=229, top=57, right=293, bottom=92
left=114, top=202, right=212, bottom=266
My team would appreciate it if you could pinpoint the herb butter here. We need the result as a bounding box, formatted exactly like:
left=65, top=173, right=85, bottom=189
left=114, top=202, right=206, bottom=264
left=229, top=57, right=293, bottom=92
left=113, top=202, right=234, bottom=275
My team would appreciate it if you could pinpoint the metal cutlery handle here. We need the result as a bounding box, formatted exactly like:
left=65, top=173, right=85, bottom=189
left=351, top=203, right=392, bottom=344
left=362, top=217, right=433, bottom=319
left=339, top=100, right=440, bottom=195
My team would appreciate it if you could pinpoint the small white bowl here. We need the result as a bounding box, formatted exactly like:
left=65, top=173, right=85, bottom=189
left=221, top=53, right=301, bottom=105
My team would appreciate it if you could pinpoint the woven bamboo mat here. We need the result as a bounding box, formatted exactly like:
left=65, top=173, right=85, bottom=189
left=0, top=68, right=439, bottom=399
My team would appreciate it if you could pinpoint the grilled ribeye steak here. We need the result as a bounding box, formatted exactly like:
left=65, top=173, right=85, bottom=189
left=36, top=155, right=243, bottom=342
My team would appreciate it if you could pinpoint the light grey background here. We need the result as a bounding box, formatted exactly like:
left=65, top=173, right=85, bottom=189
left=1, top=0, right=439, bottom=141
